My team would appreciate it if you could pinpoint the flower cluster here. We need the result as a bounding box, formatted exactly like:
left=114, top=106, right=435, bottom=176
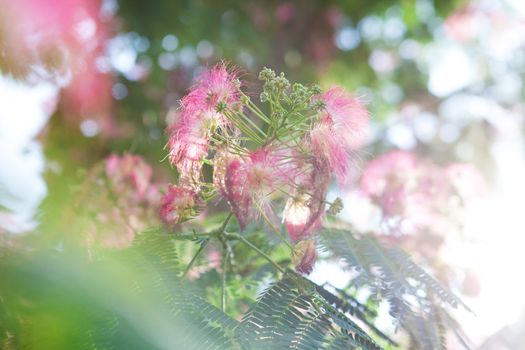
left=162, top=64, right=368, bottom=274
left=86, top=154, right=161, bottom=249
left=360, top=150, right=486, bottom=237
left=167, top=63, right=241, bottom=184
left=359, top=150, right=486, bottom=293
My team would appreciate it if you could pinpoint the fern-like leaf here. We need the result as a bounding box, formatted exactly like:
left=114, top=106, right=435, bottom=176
left=319, top=227, right=468, bottom=349
left=237, top=272, right=381, bottom=350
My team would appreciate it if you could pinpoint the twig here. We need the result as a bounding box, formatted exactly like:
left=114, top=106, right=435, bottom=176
left=226, top=232, right=285, bottom=273
left=182, top=239, right=209, bottom=278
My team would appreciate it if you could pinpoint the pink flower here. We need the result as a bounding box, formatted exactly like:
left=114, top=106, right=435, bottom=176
left=308, top=86, right=368, bottom=185
left=276, top=3, right=296, bottom=23
left=310, top=121, right=349, bottom=185
left=1, top=0, right=115, bottom=134
left=444, top=7, right=480, bottom=42
left=223, top=148, right=280, bottom=230
left=284, top=194, right=321, bottom=242
left=292, top=240, right=317, bottom=275
left=167, top=123, right=209, bottom=183
left=224, top=159, right=253, bottom=230
left=320, top=87, right=368, bottom=150
left=284, top=157, right=330, bottom=242
left=177, top=63, right=240, bottom=138
left=360, top=150, right=419, bottom=199
left=188, top=62, right=236, bottom=99
left=160, top=185, right=202, bottom=225
left=360, top=150, right=483, bottom=238
left=213, top=147, right=240, bottom=197
left=360, top=150, right=427, bottom=234
left=85, top=154, right=162, bottom=250
left=167, top=63, right=240, bottom=181
left=105, top=153, right=153, bottom=199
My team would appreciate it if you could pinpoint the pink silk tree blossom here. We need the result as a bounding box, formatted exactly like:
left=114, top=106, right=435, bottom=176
left=223, top=148, right=280, bottom=230
left=167, top=63, right=241, bottom=183
left=283, top=157, right=330, bottom=242
left=360, top=150, right=485, bottom=237
left=160, top=185, right=202, bottom=225
left=106, top=153, right=153, bottom=200
left=320, top=87, right=368, bottom=150
left=162, top=66, right=371, bottom=275
left=309, top=86, right=369, bottom=185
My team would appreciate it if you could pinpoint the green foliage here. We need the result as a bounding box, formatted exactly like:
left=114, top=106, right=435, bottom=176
left=1, top=221, right=472, bottom=349
left=0, top=231, right=239, bottom=350
left=319, top=227, right=470, bottom=349
left=237, top=272, right=380, bottom=349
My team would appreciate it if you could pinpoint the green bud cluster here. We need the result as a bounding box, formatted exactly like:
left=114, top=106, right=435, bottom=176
left=215, top=100, right=228, bottom=113
left=327, top=197, right=344, bottom=216
left=258, top=67, right=322, bottom=111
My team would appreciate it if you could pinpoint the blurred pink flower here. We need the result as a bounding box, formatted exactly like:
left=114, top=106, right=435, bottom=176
left=83, top=154, right=161, bottom=249
left=276, top=3, right=296, bottom=23
left=206, top=249, right=222, bottom=270
left=105, top=153, right=153, bottom=200
left=0, top=0, right=115, bottom=134
left=361, top=150, right=486, bottom=238
left=360, top=150, right=419, bottom=200
left=160, top=185, right=202, bottom=225
left=186, top=248, right=223, bottom=281
left=61, top=63, right=114, bottom=135
left=445, top=6, right=481, bottom=42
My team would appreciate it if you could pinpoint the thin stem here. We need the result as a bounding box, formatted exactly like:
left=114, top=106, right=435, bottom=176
left=219, top=212, right=233, bottom=312
left=182, top=239, right=209, bottom=277
left=221, top=241, right=229, bottom=312
left=209, top=136, right=249, bottom=156
left=220, top=212, right=234, bottom=232
left=181, top=212, right=232, bottom=279
left=241, top=91, right=271, bottom=124
left=246, top=103, right=271, bottom=124
left=226, top=232, right=285, bottom=273
left=238, top=110, right=267, bottom=138
left=174, top=232, right=215, bottom=241
left=223, top=110, right=264, bottom=144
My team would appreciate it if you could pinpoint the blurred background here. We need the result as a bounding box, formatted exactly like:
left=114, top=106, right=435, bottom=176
left=1, top=0, right=524, bottom=348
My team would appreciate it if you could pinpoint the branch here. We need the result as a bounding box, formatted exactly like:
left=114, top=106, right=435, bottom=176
left=225, top=232, right=285, bottom=273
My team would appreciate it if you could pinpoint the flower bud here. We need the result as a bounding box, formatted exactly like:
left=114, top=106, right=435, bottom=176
left=292, top=240, right=317, bottom=275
